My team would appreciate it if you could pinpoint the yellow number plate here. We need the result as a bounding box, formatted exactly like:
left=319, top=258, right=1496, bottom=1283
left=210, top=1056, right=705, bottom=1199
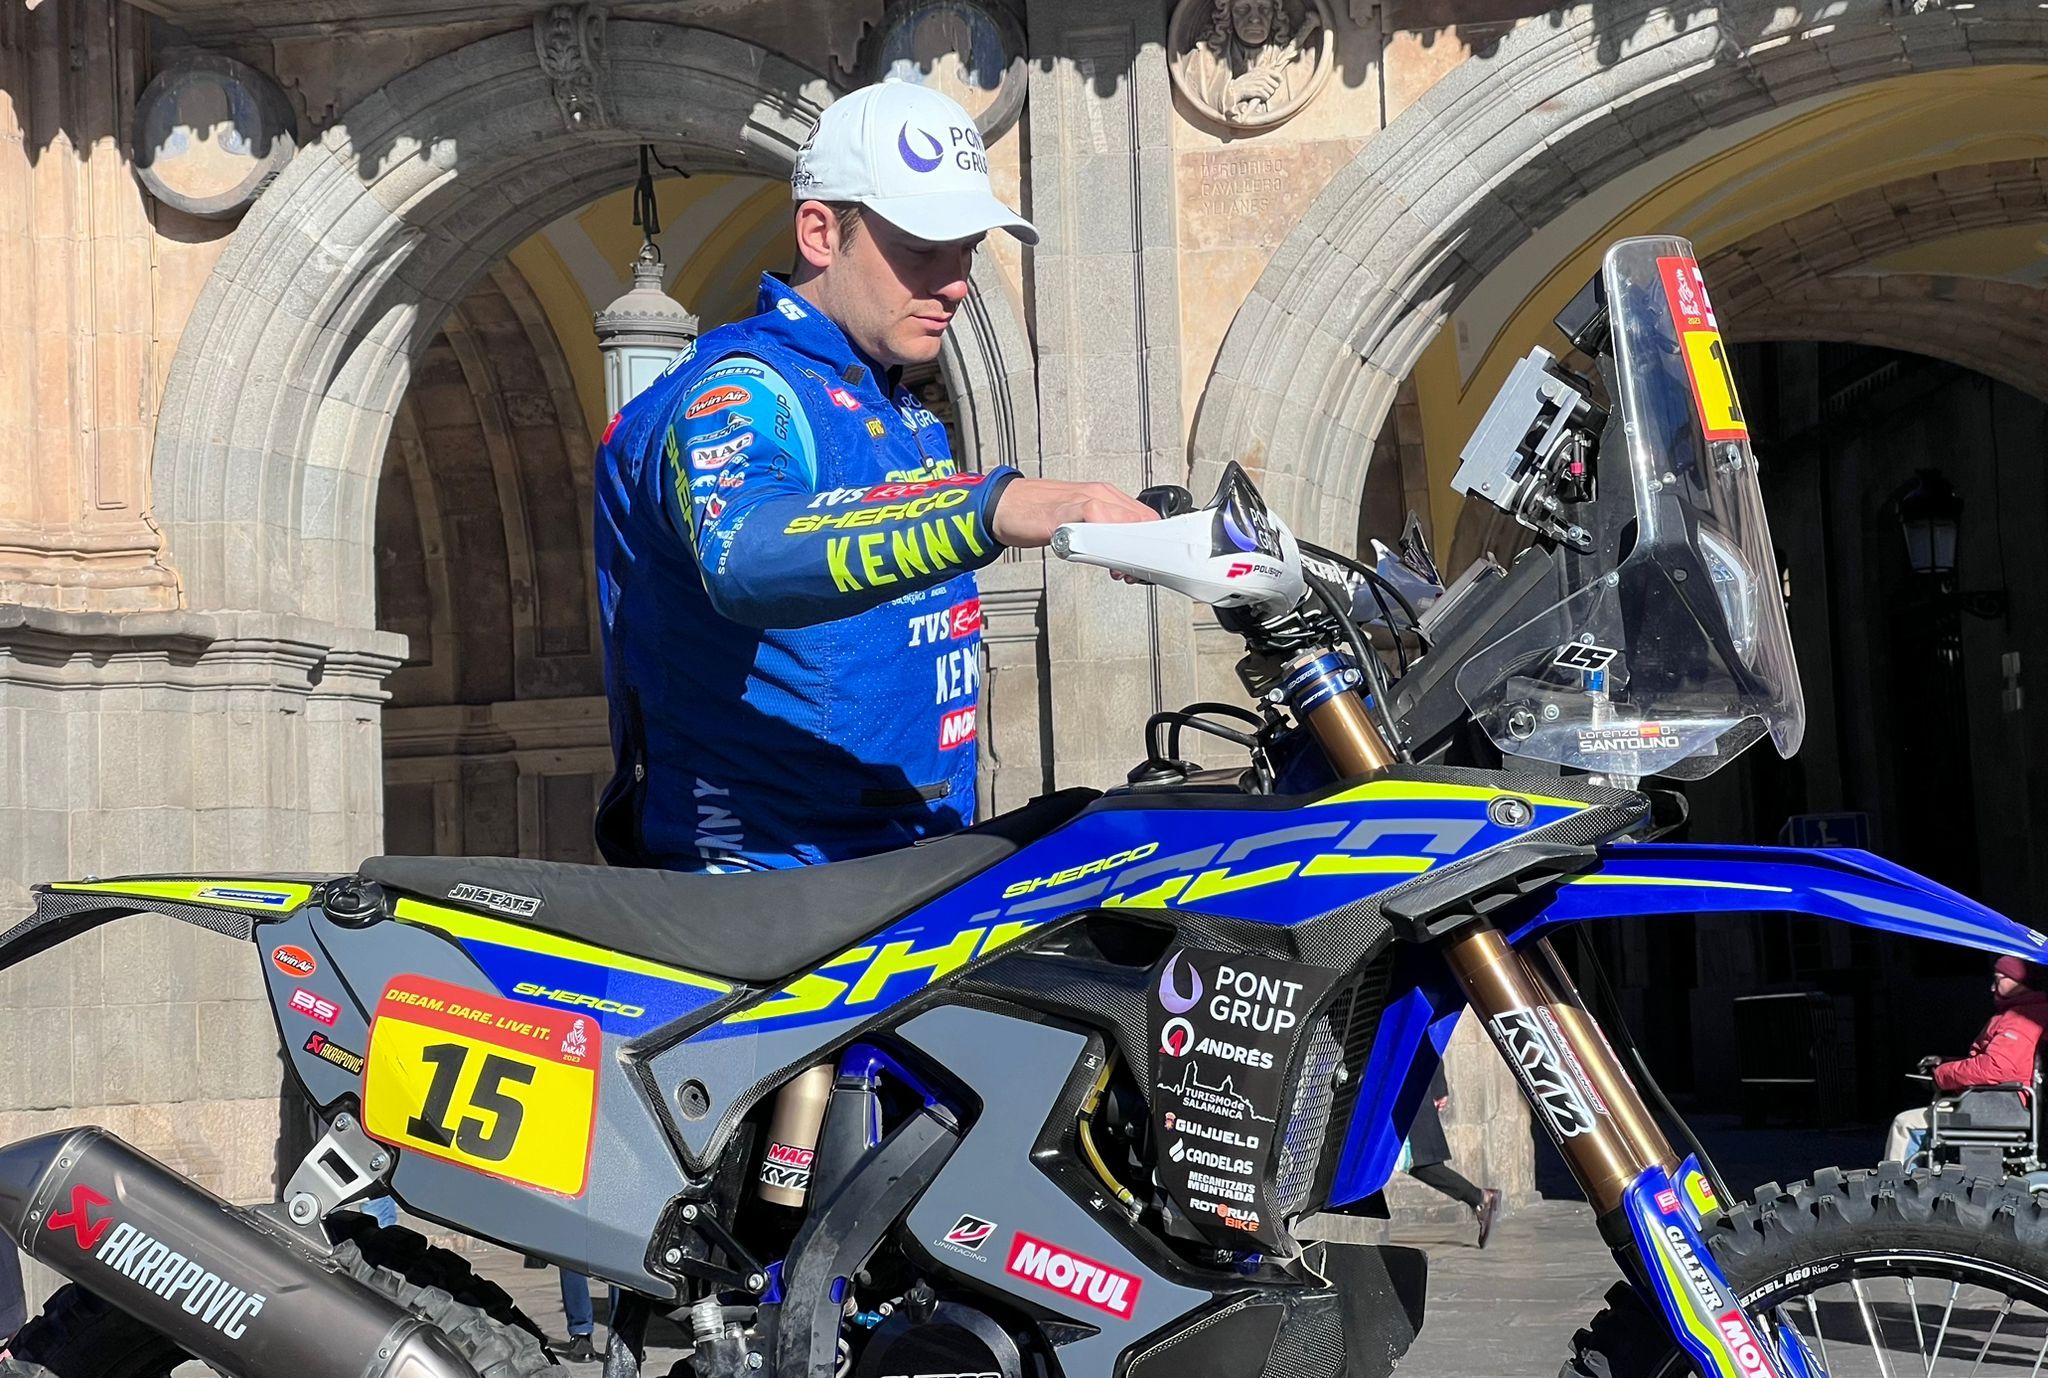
left=1657, top=255, right=1750, bottom=443
left=364, top=974, right=601, bottom=1197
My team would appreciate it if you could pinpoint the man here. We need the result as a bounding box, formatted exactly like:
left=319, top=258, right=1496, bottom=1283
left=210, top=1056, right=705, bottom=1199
left=595, top=79, right=1154, bottom=873
left=1885, top=955, right=2048, bottom=1164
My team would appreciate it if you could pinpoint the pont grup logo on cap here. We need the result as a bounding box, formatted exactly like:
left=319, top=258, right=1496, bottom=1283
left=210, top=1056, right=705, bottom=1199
left=896, top=119, right=987, bottom=176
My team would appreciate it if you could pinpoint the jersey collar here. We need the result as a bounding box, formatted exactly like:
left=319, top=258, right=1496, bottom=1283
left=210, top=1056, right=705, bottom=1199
left=750, top=274, right=897, bottom=396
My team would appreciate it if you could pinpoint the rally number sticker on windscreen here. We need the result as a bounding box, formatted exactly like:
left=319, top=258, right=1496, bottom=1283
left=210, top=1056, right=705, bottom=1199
left=364, top=974, right=600, bottom=1196
left=1656, top=255, right=1748, bottom=442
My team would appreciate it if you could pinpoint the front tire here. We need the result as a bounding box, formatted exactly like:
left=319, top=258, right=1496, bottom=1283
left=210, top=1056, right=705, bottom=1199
left=1562, top=1164, right=2048, bottom=1377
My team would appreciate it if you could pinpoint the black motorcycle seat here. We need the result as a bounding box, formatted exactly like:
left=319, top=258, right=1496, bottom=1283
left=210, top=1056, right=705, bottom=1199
left=359, top=788, right=1099, bottom=984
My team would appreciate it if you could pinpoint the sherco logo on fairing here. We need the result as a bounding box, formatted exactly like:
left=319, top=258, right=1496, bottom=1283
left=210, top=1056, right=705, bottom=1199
left=1004, top=1233, right=1141, bottom=1319
left=447, top=883, right=541, bottom=918
left=67, top=1215, right=268, bottom=1340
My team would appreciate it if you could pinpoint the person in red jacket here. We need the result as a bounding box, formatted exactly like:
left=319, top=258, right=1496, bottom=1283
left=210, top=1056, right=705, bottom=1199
left=1886, top=955, right=2048, bottom=1164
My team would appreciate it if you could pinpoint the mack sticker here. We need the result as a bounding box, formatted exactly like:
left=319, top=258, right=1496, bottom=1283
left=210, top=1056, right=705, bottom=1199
left=303, top=1031, right=366, bottom=1076
left=364, top=974, right=601, bottom=1197
left=1490, top=1007, right=1600, bottom=1140
left=759, top=1141, right=815, bottom=1193
left=196, top=887, right=294, bottom=907
left=270, top=944, right=317, bottom=979
left=446, top=883, right=541, bottom=918
left=1552, top=642, right=1619, bottom=673
left=1004, top=1233, right=1141, bottom=1319
left=54, top=1194, right=269, bottom=1340
left=691, top=435, right=754, bottom=471
left=289, top=987, right=340, bottom=1026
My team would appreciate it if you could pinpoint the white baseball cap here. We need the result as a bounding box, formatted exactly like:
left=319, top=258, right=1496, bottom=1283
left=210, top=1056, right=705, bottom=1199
left=792, top=80, right=1039, bottom=246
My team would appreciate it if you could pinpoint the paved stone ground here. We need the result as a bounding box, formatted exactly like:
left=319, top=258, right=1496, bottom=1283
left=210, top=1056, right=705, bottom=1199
left=442, top=1115, right=1893, bottom=1378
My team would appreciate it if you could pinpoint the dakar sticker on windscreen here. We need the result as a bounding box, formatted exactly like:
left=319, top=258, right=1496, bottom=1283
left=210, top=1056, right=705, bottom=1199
left=1655, top=255, right=1749, bottom=443
left=364, top=974, right=600, bottom=1197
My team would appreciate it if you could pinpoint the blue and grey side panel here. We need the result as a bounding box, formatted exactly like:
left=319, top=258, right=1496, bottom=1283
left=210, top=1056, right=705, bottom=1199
left=1510, top=843, right=2048, bottom=962
left=1325, top=951, right=1465, bottom=1208
left=1, top=878, right=325, bottom=971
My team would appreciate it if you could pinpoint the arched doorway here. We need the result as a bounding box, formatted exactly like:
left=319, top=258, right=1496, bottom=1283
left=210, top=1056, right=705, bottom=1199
left=149, top=18, right=1044, bottom=870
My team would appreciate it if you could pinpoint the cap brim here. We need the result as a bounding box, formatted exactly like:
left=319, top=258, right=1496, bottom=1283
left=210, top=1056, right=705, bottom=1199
left=862, top=191, right=1040, bottom=247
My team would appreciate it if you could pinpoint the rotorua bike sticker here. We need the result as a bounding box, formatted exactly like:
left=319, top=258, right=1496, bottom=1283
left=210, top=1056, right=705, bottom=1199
left=363, top=973, right=601, bottom=1196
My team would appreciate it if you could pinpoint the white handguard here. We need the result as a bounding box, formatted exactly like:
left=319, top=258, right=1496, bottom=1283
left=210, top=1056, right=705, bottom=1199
left=1051, top=505, right=1306, bottom=617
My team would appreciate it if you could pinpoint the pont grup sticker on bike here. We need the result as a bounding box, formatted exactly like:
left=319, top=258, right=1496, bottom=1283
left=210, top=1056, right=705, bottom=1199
left=1655, top=255, right=1748, bottom=443
left=1149, top=947, right=1338, bottom=1251
left=364, top=974, right=601, bottom=1196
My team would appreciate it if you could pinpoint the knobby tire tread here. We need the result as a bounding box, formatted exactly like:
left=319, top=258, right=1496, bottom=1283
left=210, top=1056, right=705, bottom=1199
left=1559, top=1163, right=2048, bottom=1378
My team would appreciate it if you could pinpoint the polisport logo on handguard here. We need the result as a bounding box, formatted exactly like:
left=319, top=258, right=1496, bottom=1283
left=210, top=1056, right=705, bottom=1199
left=1004, top=1233, right=1141, bottom=1319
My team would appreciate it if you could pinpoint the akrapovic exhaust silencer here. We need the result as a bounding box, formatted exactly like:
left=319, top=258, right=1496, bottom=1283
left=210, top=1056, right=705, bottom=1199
left=0, top=1127, right=480, bottom=1378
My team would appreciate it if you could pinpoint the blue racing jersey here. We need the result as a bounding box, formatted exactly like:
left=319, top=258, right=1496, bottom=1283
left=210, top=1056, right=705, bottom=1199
left=594, top=274, right=1017, bottom=870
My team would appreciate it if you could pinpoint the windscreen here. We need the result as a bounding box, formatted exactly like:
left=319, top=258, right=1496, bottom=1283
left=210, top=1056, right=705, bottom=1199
left=1454, top=237, right=1805, bottom=780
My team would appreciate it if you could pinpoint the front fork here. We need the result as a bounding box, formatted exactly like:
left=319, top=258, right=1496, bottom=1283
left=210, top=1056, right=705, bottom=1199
left=1441, top=922, right=1817, bottom=1378
left=1282, top=653, right=1811, bottom=1377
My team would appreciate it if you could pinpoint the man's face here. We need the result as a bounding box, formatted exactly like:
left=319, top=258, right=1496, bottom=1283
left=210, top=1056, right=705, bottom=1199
left=1995, top=972, right=2023, bottom=999
left=820, top=210, right=980, bottom=369
left=1232, top=0, right=1275, bottom=45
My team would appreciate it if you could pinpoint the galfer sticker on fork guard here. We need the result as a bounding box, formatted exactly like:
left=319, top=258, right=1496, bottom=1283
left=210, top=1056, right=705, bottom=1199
left=1149, top=947, right=1337, bottom=1252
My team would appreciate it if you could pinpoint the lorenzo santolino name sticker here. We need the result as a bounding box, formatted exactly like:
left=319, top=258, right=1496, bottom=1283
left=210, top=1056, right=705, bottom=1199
left=1149, top=946, right=1338, bottom=1251
left=364, top=974, right=601, bottom=1196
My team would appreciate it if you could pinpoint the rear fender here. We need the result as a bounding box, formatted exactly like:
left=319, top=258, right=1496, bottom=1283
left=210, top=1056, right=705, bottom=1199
left=2, top=877, right=329, bottom=972
left=1507, top=843, right=2048, bottom=961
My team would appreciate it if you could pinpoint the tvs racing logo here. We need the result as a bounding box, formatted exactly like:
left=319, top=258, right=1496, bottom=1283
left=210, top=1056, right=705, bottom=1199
left=1003, top=1233, right=1141, bottom=1319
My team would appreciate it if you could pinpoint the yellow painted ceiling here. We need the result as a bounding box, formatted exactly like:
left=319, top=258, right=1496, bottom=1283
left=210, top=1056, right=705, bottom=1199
left=503, top=173, right=793, bottom=444
left=1417, top=65, right=2048, bottom=557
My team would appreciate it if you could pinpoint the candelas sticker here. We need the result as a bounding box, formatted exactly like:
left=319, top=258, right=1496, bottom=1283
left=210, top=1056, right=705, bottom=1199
left=363, top=974, right=601, bottom=1197
left=1656, top=256, right=1748, bottom=442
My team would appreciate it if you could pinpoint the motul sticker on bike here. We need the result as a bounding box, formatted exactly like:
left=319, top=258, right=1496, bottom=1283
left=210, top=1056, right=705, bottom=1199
left=363, top=974, right=601, bottom=1197
left=1003, top=1233, right=1141, bottom=1319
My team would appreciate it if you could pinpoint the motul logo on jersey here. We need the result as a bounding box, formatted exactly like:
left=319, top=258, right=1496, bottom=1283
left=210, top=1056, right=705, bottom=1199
left=939, top=706, right=977, bottom=749
left=1004, top=1233, right=1141, bottom=1319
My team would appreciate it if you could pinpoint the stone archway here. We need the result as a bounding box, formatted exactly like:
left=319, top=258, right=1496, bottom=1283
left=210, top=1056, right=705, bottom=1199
left=153, top=15, right=1038, bottom=639
left=144, top=16, right=1043, bottom=865
left=1190, top=0, right=2048, bottom=550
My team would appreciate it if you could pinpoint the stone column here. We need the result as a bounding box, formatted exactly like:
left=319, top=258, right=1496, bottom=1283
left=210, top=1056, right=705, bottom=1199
left=0, top=2, right=178, bottom=614
left=0, top=610, right=402, bottom=1303
left=1025, top=0, right=1197, bottom=791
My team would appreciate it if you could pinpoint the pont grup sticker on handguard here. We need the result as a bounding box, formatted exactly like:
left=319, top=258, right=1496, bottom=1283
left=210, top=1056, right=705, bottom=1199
left=1149, top=947, right=1338, bottom=1252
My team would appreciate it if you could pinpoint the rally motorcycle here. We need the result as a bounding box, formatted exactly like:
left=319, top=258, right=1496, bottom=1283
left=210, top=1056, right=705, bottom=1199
left=5, top=235, right=2047, bottom=1378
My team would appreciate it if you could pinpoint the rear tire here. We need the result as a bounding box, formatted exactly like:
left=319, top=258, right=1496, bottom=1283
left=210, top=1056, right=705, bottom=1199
left=1, top=1215, right=558, bottom=1378
left=1561, top=1164, right=2048, bottom=1377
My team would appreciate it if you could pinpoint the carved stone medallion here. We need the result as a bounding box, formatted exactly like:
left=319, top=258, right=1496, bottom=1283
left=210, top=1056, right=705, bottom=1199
left=1167, top=0, right=1336, bottom=133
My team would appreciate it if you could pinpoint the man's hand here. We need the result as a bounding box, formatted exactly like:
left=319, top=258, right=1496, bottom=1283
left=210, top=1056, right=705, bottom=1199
left=990, top=477, right=1158, bottom=548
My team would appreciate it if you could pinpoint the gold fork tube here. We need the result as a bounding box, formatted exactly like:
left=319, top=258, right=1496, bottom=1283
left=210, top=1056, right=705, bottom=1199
left=1438, top=923, right=1679, bottom=1216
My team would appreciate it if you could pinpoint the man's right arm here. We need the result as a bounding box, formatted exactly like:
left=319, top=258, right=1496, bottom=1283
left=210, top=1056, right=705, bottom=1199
left=661, top=360, right=1014, bottom=628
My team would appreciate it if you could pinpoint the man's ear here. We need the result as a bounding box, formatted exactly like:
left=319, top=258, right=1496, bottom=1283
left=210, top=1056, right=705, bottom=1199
left=793, top=201, right=837, bottom=272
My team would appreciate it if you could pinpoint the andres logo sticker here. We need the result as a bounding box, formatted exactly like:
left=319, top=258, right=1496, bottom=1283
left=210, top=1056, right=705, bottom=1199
left=364, top=974, right=601, bottom=1197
